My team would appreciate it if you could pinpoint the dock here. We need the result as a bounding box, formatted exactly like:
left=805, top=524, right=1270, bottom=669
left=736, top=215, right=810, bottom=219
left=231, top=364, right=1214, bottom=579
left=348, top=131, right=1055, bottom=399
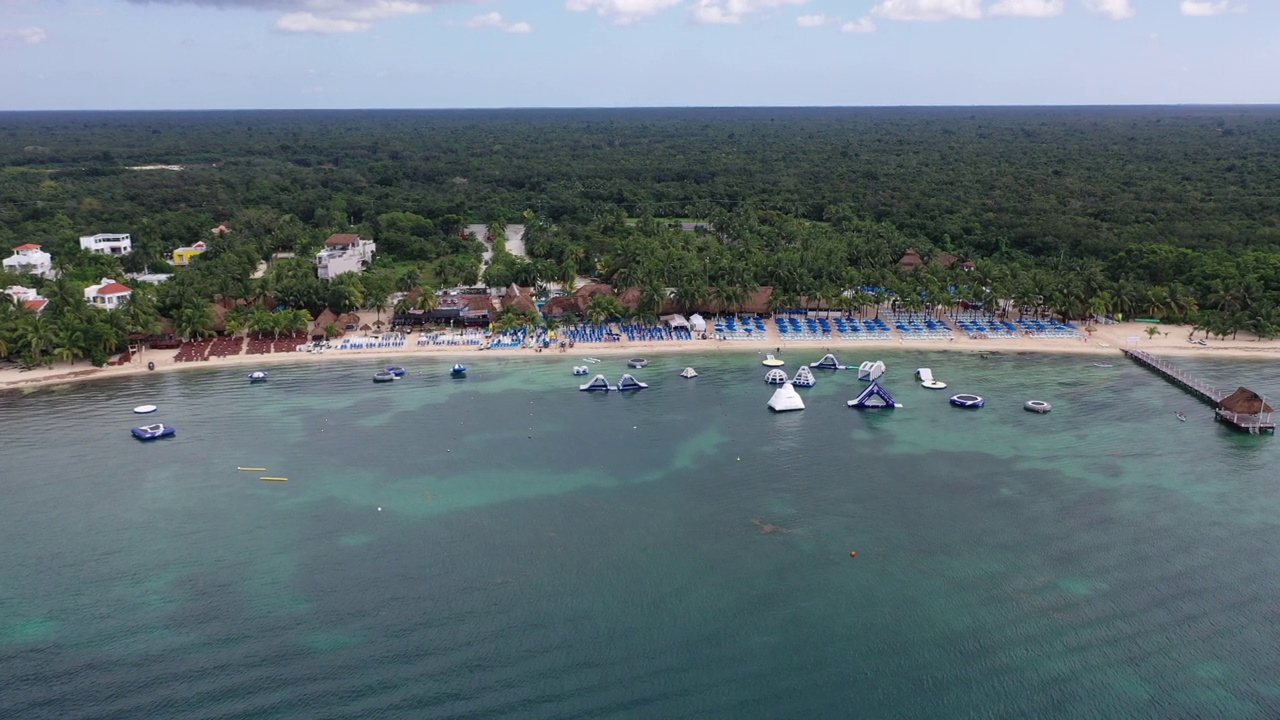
left=1122, top=349, right=1275, bottom=434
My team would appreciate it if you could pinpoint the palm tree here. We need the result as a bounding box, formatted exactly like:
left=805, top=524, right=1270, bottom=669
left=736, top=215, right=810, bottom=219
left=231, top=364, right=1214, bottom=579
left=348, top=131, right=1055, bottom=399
left=414, top=286, right=439, bottom=313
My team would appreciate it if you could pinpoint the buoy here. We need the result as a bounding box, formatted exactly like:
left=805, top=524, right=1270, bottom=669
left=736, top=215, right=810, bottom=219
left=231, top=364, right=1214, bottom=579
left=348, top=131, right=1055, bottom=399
left=377, top=507, right=382, bottom=512
left=237, top=467, right=267, bottom=472
left=259, top=477, right=288, bottom=482
left=850, top=551, right=857, bottom=558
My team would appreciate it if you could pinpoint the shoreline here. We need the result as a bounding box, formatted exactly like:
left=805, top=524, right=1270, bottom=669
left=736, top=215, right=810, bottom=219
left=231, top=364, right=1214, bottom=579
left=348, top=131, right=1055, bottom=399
left=4, top=321, right=1278, bottom=392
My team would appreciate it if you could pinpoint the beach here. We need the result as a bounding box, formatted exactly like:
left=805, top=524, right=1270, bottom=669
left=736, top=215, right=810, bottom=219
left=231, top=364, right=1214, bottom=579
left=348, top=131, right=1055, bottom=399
left=3, top=317, right=1278, bottom=392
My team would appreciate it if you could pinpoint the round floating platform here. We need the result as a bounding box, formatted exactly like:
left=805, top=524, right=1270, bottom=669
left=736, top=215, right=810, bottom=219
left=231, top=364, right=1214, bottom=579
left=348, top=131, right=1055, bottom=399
left=133, top=405, right=158, bottom=414
left=950, top=393, right=985, bottom=408
left=627, top=358, right=648, bottom=369
left=1024, top=400, right=1052, bottom=413
left=372, top=371, right=397, bottom=383
left=921, top=380, right=948, bottom=390
left=761, top=355, right=785, bottom=367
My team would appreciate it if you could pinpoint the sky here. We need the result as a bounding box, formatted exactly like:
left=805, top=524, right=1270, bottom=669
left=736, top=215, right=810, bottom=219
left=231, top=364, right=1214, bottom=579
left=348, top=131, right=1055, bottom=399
left=0, top=0, right=1274, bottom=110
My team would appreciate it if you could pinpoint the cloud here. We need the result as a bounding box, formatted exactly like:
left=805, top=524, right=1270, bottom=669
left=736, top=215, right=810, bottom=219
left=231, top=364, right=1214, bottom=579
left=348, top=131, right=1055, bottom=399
left=987, top=0, right=1063, bottom=17
left=1081, top=0, right=1134, bottom=19
left=1179, top=0, right=1233, bottom=15
left=125, top=0, right=460, bottom=34
left=870, top=0, right=982, bottom=21
left=463, top=11, right=533, bottom=32
left=564, top=0, right=682, bottom=24
left=689, top=0, right=811, bottom=25
left=841, top=16, right=875, bottom=32
left=796, top=14, right=836, bottom=26
left=0, top=26, right=47, bottom=44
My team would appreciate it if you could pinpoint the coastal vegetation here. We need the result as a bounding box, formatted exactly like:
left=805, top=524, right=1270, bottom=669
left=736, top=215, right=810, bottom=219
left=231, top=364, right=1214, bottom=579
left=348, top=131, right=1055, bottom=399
left=2, top=107, right=1279, bottom=366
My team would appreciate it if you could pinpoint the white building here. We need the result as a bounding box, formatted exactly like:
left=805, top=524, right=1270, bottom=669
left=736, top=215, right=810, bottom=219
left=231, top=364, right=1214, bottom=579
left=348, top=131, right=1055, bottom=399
left=315, top=233, right=376, bottom=280
left=80, top=232, right=133, bottom=256
left=3, top=243, right=55, bottom=279
left=84, top=278, right=133, bottom=309
left=4, top=285, right=48, bottom=313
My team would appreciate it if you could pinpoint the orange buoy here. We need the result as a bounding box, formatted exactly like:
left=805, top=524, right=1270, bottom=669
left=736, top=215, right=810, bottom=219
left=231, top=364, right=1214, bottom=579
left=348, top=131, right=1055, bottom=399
left=849, top=551, right=857, bottom=558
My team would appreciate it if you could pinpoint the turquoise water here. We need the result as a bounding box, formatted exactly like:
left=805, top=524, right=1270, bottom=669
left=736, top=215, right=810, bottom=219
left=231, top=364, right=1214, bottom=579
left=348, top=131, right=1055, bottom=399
left=2, top=350, right=1279, bottom=719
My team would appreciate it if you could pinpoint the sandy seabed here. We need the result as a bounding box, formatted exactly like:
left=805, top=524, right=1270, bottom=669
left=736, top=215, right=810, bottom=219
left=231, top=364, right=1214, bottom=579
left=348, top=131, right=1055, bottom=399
left=2, top=320, right=1277, bottom=392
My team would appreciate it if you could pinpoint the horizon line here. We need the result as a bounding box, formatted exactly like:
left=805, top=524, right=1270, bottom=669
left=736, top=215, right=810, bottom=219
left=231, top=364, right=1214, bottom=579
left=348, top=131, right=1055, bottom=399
left=3, top=103, right=1280, bottom=114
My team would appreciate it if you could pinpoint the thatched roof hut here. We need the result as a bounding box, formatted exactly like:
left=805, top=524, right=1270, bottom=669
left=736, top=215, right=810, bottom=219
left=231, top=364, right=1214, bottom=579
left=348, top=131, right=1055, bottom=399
left=336, top=312, right=360, bottom=328
left=541, top=296, right=582, bottom=316
left=502, top=284, right=538, bottom=314
left=898, top=249, right=925, bottom=270
left=313, top=308, right=338, bottom=329
left=208, top=303, right=228, bottom=334
left=359, top=323, right=373, bottom=332
left=1218, top=387, right=1274, bottom=415
left=573, top=282, right=615, bottom=300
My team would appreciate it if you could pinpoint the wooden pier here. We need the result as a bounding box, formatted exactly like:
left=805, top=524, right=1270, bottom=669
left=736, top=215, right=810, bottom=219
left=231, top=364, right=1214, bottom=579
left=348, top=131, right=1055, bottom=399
left=1122, top=349, right=1275, bottom=434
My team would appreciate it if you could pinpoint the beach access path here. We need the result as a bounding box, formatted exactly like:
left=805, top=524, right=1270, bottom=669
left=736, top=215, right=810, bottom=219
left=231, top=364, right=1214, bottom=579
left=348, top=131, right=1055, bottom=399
left=2, top=317, right=1277, bottom=392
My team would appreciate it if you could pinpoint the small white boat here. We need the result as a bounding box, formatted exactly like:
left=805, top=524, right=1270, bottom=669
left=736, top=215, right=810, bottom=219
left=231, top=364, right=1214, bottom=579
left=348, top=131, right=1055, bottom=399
left=761, top=354, right=785, bottom=367
left=680, top=367, right=698, bottom=378
left=133, top=404, right=158, bottom=414
left=583, top=357, right=601, bottom=363
left=768, top=383, right=805, bottom=412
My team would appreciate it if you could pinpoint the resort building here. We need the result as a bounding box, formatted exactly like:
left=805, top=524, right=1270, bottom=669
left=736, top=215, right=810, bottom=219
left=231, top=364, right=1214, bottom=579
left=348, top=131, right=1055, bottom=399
left=172, top=241, right=207, bottom=266
left=80, top=233, right=133, bottom=256
left=315, top=233, right=376, bottom=280
left=211, top=222, right=232, bottom=237
left=4, top=285, right=48, bottom=313
left=83, top=278, right=133, bottom=309
left=3, top=243, right=55, bottom=279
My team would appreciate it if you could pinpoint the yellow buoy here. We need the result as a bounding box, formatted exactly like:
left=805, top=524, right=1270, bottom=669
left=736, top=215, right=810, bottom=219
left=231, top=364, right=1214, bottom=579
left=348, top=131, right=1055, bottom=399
left=238, top=467, right=267, bottom=472
left=260, top=477, right=288, bottom=482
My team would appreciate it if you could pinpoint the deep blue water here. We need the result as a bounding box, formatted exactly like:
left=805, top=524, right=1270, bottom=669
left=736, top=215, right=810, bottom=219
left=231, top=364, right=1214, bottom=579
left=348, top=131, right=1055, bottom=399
left=2, top=350, right=1279, bottom=719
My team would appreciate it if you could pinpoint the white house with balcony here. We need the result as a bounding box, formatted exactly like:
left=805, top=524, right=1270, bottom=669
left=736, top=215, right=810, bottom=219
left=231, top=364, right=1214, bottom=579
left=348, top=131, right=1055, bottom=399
left=315, top=233, right=376, bottom=280
left=5, top=285, right=48, bottom=313
left=3, top=243, right=55, bottom=279
left=84, top=278, right=133, bottom=309
left=80, top=232, right=133, bottom=256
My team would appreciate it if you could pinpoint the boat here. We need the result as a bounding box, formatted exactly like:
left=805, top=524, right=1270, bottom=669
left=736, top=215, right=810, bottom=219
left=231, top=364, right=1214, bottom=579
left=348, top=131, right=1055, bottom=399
left=857, top=360, right=886, bottom=381
left=767, top=383, right=805, bottom=412
left=1092, top=362, right=1114, bottom=368
left=573, top=366, right=590, bottom=376
left=248, top=371, right=268, bottom=383
left=450, top=364, right=467, bottom=377
left=372, top=371, right=397, bottom=383
left=131, top=423, right=176, bottom=441
left=627, top=358, right=649, bottom=369
left=617, top=374, right=648, bottom=391
left=761, top=354, right=785, bottom=367
left=583, top=357, right=601, bottom=363
left=810, top=353, right=846, bottom=370
left=133, top=404, right=157, bottom=414
left=916, top=368, right=947, bottom=390
left=950, top=393, right=985, bottom=408
left=385, top=366, right=406, bottom=377
left=765, top=368, right=789, bottom=385
left=579, top=374, right=615, bottom=392
left=791, top=366, right=817, bottom=388
left=1177, top=411, right=1187, bottom=422
left=1024, top=400, right=1052, bottom=414
left=848, top=380, right=901, bottom=409
left=680, top=367, right=698, bottom=378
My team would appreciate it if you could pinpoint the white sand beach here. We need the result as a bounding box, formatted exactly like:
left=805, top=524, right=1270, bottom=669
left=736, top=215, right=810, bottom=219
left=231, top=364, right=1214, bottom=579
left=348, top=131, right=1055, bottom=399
left=2, top=318, right=1277, bottom=392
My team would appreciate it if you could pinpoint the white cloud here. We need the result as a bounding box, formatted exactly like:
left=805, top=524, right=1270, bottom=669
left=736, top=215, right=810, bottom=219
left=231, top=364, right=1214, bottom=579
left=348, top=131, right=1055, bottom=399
left=565, top=0, right=683, bottom=24
left=126, top=0, right=458, bottom=34
left=841, top=16, right=876, bottom=32
left=689, top=0, right=811, bottom=25
left=1082, top=0, right=1134, bottom=19
left=463, top=11, right=533, bottom=32
left=796, top=14, right=836, bottom=26
left=870, top=0, right=982, bottom=21
left=1179, top=0, right=1233, bottom=16
left=0, top=26, right=47, bottom=44
left=988, top=0, right=1063, bottom=17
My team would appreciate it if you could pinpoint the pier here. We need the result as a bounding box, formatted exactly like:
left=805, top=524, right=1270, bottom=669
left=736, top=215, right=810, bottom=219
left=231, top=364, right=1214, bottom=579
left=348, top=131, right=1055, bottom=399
left=1122, top=349, right=1275, bottom=434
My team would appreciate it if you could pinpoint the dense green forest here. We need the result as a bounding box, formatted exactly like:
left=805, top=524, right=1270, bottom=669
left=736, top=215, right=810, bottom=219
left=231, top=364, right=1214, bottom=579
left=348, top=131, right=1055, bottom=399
left=2, top=107, right=1280, bottom=366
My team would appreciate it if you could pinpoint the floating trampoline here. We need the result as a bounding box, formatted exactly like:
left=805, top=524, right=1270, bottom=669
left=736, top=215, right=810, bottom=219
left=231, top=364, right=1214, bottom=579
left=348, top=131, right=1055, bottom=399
left=131, top=423, right=176, bottom=441
left=373, top=371, right=397, bottom=383
left=627, top=358, right=649, bottom=369
left=1024, top=400, right=1052, bottom=414
left=385, top=366, right=406, bottom=377
left=950, top=393, right=985, bottom=408
left=133, top=405, right=158, bottom=414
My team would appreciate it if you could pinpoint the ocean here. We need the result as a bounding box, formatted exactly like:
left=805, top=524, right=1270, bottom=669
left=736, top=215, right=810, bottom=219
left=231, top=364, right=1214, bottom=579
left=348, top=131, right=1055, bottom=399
left=2, top=349, right=1279, bottom=719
